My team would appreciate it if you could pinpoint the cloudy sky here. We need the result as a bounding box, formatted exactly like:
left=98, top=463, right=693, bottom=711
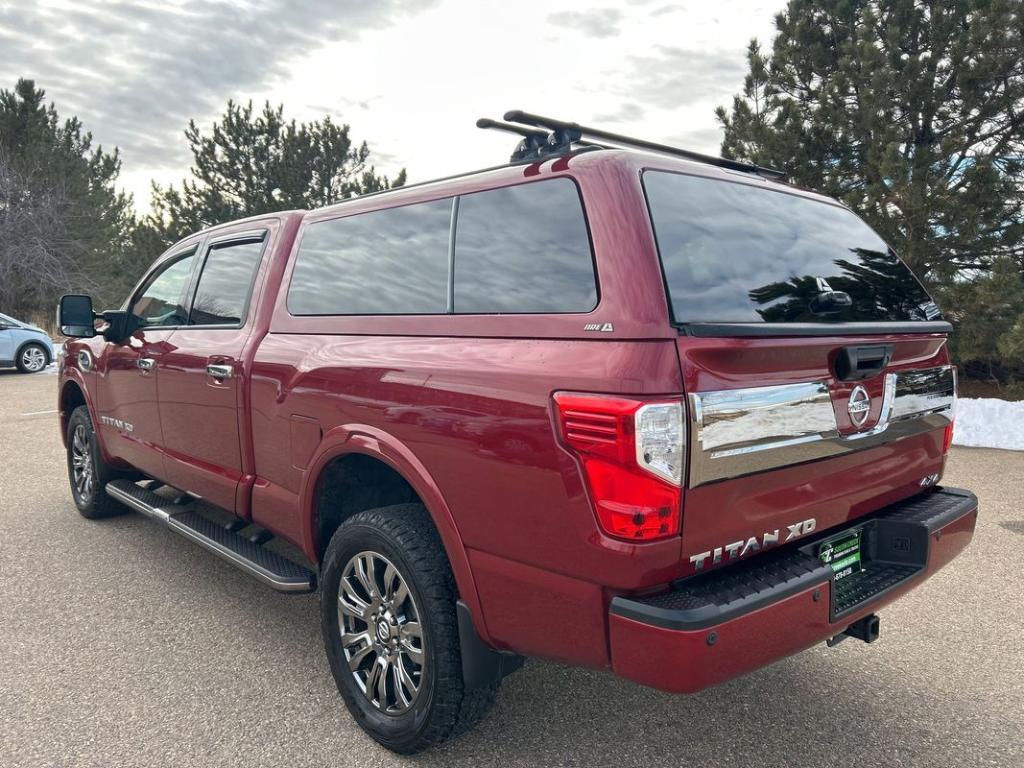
left=0, top=0, right=780, bottom=211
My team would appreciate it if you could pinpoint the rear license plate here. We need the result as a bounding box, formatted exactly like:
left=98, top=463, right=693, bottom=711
left=818, top=529, right=863, bottom=581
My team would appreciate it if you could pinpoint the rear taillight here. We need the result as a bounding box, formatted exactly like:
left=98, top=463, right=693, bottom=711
left=554, top=393, right=684, bottom=541
left=943, top=368, right=958, bottom=455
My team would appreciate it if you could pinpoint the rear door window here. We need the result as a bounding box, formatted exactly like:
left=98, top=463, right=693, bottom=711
left=189, top=237, right=266, bottom=326
left=288, top=199, right=452, bottom=315
left=453, top=179, right=597, bottom=314
left=642, top=170, right=939, bottom=325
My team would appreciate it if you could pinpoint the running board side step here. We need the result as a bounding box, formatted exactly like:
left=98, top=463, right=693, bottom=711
left=105, top=480, right=315, bottom=593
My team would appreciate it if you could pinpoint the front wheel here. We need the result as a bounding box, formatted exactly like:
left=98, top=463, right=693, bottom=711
left=16, top=343, right=49, bottom=373
left=66, top=406, right=127, bottom=518
left=320, top=504, right=498, bottom=753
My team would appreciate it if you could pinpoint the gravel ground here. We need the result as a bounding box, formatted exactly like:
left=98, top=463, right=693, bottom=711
left=1, top=369, right=1021, bottom=768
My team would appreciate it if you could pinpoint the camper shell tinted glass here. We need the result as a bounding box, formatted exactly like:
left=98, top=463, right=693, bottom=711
left=642, top=170, right=939, bottom=326
left=453, top=179, right=597, bottom=314
left=286, top=178, right=597, bottom=317
left=288, top=199, right=452, bottom=316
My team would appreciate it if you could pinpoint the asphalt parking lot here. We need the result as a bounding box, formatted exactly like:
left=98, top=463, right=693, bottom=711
left=1, top=368, right=1021, bottom=768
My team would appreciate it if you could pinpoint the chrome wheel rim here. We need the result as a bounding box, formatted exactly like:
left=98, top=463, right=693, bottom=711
left=338, top=551, right=425, bottom=714
left=71, top=424, right=94, bottom=501
left=22, top=346, right=46, bottom=372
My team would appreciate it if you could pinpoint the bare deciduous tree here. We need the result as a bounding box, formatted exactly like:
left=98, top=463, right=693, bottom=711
left=0, top=148, right=97, bottom=315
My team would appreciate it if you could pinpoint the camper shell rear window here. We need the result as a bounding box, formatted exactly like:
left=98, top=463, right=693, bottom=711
left=642, top=170, right=940, bottom=326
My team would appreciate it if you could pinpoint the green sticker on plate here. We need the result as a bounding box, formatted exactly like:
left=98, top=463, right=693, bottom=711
left=819, top=529, right=862, bottom=581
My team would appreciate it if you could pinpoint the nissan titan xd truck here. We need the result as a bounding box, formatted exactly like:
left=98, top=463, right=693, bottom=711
left=56, top=112, right=976, bottom=753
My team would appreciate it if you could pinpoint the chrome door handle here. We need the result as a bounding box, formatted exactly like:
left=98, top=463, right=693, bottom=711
left=206, top=363, right=233, bottom=380
left=137, top=358, right=155, bottom=371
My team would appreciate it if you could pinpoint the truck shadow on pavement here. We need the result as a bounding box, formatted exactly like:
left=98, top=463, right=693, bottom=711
left=67, top=509, right=992, bottom=768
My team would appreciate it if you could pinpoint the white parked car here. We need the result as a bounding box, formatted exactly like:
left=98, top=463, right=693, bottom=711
left=0, top=312, right=56, bottom=373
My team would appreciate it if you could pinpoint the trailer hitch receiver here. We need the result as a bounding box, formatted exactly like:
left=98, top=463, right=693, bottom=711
left=827, top=613, right=880, bottom=647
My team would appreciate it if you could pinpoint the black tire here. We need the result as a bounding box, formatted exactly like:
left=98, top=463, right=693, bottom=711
left=320, top=504, right=498, bottom=753
left=16, top=342, right=49, bottom=373
left=66, top=405, right=127, bottom=519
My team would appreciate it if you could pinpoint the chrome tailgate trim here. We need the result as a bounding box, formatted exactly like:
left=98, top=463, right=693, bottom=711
left=688, top=366, right=954, bottom=487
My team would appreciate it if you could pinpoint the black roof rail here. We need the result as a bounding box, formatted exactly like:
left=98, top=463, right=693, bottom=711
left=502, top=109, right=786, bottom=179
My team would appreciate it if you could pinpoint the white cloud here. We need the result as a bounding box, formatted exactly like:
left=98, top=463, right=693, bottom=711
left=255, top=1, right=780, bottom=190
left=547, top=9, right=624, bottom=39
left=0, top=0, right=782, bottom=211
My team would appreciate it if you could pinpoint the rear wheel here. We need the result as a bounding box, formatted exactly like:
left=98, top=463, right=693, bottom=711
left=16, top=343, right=48, bottom=373
left=320, top=504, right=498, bottom=753
left=66, top=406, right=126, bottom=518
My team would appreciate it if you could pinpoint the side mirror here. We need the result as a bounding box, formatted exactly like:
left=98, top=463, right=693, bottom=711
left=58, top=294, right=97, bottom=338
left=100, top=310, right=133, bottom=342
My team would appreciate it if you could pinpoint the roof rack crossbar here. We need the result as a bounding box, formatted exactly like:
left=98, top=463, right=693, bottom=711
left=477, top=116, right=591, bottom=162
left=502, top=109, right=786, bottom=179
left=475, top=118, right=547, bottom=141
left=476, top=118, right=551, bottom=162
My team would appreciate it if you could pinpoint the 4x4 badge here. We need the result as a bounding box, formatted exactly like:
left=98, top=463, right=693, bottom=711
left=847, top=385, right=871, bottom=428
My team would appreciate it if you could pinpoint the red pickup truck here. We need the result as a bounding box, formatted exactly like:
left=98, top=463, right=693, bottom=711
left=57, top=113, right=976, bottom=753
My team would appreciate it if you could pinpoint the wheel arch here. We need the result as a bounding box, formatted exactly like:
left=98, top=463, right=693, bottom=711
left=59, top=378, right=88, bottom=446
left=58, top=373, right=110, bottom=461
left=301, top=425, right=492, bottom=646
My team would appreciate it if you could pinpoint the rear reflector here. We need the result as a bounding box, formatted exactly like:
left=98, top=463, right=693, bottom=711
left=554, top=393, right=684, bottom=541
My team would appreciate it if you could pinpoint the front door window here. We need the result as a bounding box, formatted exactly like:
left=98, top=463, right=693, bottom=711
left=130, top=251, right=197, bottom=328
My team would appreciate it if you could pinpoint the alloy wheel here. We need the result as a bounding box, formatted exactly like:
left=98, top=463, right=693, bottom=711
left=338, top=551, right=425, bottom=714
left=21, top=346, right=46, bottom=372
left=71, top=424, right=94, bottom=502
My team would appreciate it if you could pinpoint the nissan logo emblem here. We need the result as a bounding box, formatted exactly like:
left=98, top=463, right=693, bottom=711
left=847, top=385, right=872, bottom=428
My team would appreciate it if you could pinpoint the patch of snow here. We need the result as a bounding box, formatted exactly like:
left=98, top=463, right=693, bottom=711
left=43, top=342, right=63, bottom=374
left=953, top=398, right=1024, bottom=451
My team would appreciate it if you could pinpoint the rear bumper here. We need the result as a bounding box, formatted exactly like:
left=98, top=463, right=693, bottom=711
left=608, top=487, right=977, bottom=693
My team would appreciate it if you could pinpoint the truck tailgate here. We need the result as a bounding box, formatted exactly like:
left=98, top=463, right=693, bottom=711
left=677, top=333, right=955, bottom=576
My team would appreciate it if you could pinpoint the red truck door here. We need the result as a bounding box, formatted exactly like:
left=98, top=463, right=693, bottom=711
left=156, top=231, right=269, bottom=514
left=95, top=247, right=199, bottom=481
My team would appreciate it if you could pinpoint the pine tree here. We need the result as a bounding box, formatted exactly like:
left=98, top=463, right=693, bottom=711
left=0, top=79, right=134, bottom=314
left=716, top=0, right=1024, bottom=387
left=146, top=101, right=405, bottom=247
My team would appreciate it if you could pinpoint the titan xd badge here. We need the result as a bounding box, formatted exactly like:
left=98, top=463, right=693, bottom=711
left=688, top=518, right=817, bottom=571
